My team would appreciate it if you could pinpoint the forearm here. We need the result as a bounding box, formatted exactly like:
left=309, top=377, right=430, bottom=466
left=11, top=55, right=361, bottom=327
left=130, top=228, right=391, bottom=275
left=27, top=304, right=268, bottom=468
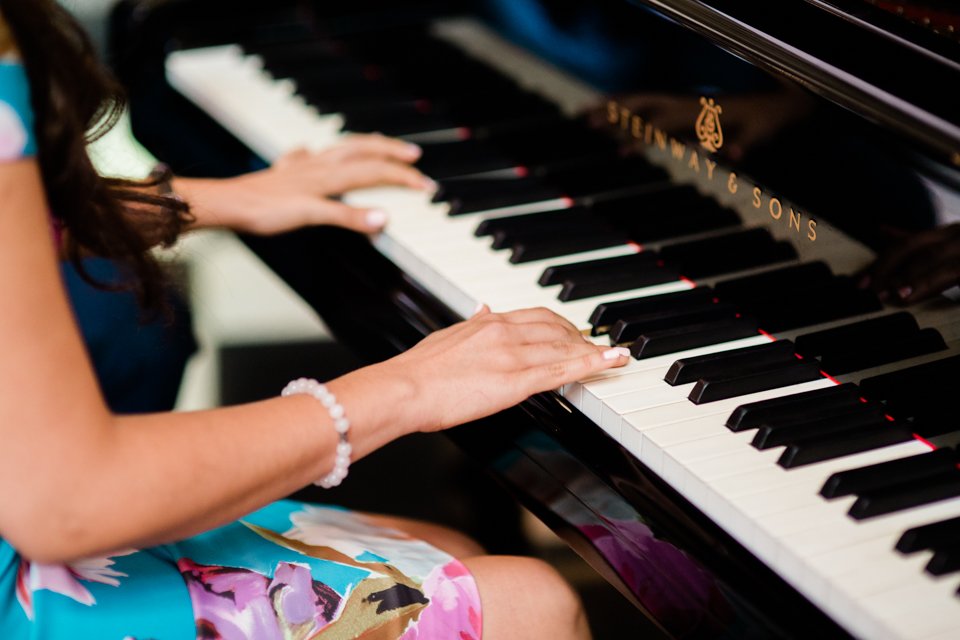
left=13, top=364, right=413, bottom=563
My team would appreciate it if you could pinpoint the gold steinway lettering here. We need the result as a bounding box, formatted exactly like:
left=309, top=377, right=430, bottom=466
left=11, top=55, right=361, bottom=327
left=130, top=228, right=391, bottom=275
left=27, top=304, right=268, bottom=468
left=670, top=138, right=686, bottom=160
left=807, top=219, right=818, bottom=241
left=654, top=129, right=667, bottom=150
left=688, top=150, right=700, bottom=173
left=631, top=115, right=643, bottom=139
left=727, top=173, right=739, bottom=194
left=769, top=197, right=783, bottom=220
left=789, top=208, right=802, bottom=232
left=607, top=100, right=619, bottom=124
left=752, top=187, right=762, bottom=208
left=704, top=158, right=717, bottom=181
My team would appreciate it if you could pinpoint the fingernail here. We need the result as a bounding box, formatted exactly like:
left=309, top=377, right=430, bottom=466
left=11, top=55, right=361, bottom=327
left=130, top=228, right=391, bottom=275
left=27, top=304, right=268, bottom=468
left=422, top=177, right=438, bottom=190
left=877, top=289, right=889, bottom=302
left=603, top=347, right=631, bottom=360
left=405, top=143, right=422, bottom=158
left=857, top=275, right=871, bottom=289
left=473, top=302, right=486, bottom=316
left=366, top=210, right=388, bottom=228
left=897, top=285, right=913, bottom=300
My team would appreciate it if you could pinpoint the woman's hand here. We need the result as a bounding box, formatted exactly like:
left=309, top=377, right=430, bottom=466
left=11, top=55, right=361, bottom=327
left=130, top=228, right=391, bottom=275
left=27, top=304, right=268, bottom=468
left=334, top=306, right=631, bottom=436
left=172, top=134, right=434, bottom=235
left=859, top=223, right=960, bottom=304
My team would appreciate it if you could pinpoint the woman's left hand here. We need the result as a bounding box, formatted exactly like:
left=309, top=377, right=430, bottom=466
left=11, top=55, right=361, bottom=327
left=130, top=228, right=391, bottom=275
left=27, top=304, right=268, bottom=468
left=172, top=134, right=434, bottom=235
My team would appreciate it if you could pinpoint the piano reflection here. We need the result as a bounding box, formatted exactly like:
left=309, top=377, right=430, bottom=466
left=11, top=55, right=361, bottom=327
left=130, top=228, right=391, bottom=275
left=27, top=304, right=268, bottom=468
left=111, top=0, right=960, bottom=636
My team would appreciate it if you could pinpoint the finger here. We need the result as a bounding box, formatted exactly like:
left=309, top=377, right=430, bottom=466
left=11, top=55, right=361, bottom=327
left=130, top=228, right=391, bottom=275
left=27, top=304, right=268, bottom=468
left=504, top=321, right=580, bottom=347
left=889, top=257, right=960, bottom=304
left=522, top=346, right=631, bottom=389
left=495, top=307, right=583, bottom=340
left=868, top=228, right=949, bottom=289
left=300, top=198, right=390, bottom=233
left=323, top=134, right=422, bottom=164
left=324, top=160, right=434, bottom=192
left=512, top=339, right=619, bottom=368
left=274, top=148, right=311, bottom=168
left=471, top=303, right=490, bottom=318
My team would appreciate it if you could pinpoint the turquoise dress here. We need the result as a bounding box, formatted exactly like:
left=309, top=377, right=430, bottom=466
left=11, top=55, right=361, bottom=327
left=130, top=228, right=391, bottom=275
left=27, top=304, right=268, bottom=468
left=0, top=49, right=482, bottom=639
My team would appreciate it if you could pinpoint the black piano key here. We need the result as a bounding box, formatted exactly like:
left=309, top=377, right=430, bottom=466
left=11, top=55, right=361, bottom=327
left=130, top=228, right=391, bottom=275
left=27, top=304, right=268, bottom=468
left=418, top=140, right=515, bottom=180
left=819, top=328, right=946, bottom=376
left=849, top=470, right=960, bottom=519
left=589, top=287, right=716, bottom=333
left=725, top=383, right=862, bottom=432
left=558, top=268, right=680, bottom=301
left=778, top=424, right=913, bottom=469
left=441, top=183, right=567, bottom=216
left=822, top=448, right=958, bottom=499
left=539, top=252, right=659, bottom=287
left=752, top=407, right=887, bottom=450
left=478, top=207, right=590, bottom=240
left=897, top=513, right=960, bottom=553
left=511, top=233, right=630, bottom=263
left=610, top=303, right=739, bottom=345
left=689, top=360, right=823, bottom=405
left=498, top=220, right=630, bottom=249
left=658, top=229, right=798, bottom=279
left=926, top=546, right=960, bottom=576
left=713, top=261, right=835, bottom=301
left=537, top=157, right=670, bottom=197
left=665, top=339, right=797, bottom=386
left=794, top=312, right=919, bottom=359
left=860, top=355, right=960, bottom=403
left=630, top=317, right=759, bottom=360
left=747, top=283, right=883, bottom=333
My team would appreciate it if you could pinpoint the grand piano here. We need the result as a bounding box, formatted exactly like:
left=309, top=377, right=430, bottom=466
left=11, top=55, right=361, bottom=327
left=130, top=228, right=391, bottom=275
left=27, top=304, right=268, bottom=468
left=108, top=0, right=960, bottom=637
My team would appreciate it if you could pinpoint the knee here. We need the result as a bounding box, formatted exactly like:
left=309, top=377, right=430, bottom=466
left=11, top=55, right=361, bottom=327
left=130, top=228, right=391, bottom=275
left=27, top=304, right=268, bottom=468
left=511, top=557, right=585, bottom=622
left=466, top=556, right=589, bottom=640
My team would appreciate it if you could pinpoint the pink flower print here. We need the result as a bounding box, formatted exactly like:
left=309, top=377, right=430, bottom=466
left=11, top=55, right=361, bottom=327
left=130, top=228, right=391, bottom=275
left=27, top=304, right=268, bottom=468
left=16, top=551, right=134, bottom=620
left=398, top=560, right=482, bottom=640
left=178, top=559, right=343, bottom=640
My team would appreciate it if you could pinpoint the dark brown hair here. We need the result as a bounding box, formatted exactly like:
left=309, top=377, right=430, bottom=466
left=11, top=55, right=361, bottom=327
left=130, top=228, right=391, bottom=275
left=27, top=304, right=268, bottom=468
left=2, top=0, right=192, bottom=311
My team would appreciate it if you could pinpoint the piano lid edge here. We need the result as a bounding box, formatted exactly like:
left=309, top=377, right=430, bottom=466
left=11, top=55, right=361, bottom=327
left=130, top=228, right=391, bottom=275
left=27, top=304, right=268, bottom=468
left=631, top=0, right=960, bottom=170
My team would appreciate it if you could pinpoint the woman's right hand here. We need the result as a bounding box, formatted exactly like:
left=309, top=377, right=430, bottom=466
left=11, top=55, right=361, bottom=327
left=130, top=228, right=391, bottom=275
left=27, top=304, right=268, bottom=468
left=337, top=306, right=631, bottom=435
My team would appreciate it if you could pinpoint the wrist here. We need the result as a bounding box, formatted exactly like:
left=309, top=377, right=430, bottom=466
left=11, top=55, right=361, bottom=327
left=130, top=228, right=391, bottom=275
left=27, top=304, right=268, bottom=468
left=326, top=364, right=419, bottom=447
left=170, top=176, right=242, bottom=231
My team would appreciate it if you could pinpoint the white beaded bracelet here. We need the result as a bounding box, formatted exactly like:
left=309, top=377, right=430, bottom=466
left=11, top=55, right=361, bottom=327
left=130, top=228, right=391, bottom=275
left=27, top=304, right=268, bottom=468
left=281, top=378, right=352, bottom=488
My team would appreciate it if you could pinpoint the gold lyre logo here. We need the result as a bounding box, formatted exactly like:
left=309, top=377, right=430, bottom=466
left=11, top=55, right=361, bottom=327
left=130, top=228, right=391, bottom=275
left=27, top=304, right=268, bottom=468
left=695, top=96, right=723, bottom=152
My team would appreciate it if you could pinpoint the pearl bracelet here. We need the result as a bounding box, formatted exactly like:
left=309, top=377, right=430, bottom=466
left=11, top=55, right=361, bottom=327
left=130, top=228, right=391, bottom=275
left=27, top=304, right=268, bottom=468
left=281, top=378, right=352, bottom=488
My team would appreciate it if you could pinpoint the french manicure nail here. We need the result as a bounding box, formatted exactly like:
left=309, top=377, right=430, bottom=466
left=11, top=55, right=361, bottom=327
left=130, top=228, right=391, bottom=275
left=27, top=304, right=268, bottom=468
left=406, top=143, right=422, bottom=157
left=603, top=347, right=631, bottom=360
left=422, top=177, right=438, bottom=190
left=366, top=210, right=388, bottom=227
left=473, top=302, right=486, bottom=316
left=897, top=285, right=913, bottom=300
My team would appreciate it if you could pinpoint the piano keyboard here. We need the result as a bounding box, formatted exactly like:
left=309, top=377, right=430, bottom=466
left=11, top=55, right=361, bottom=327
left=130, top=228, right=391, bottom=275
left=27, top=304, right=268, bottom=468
left=166, top=19, right=960, bottom=639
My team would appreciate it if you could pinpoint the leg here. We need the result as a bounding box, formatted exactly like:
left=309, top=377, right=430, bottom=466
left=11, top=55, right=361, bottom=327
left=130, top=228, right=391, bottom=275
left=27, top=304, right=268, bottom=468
left=463, top=555, right=592, bottom=640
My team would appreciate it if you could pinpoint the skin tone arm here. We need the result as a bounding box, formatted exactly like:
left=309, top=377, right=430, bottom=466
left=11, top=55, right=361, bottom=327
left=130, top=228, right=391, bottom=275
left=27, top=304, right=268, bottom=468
left=0, top=157, right=630, bottom=564
left=172, top=134, right=434, bottom=235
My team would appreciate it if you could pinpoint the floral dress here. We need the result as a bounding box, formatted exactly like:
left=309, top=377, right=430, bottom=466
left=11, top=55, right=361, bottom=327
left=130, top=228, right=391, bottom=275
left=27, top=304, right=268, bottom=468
left=0, top=18, right=482, bottom=639
left=0, top=501, right=482, bottom=639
